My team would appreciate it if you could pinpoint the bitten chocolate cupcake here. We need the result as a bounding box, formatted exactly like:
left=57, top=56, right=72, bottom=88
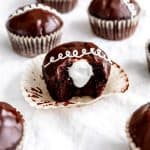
left=0, top=102, right=24, bottom=150
left=37, top=0, right=78, bottom=13
left=126, top=103, right=150, bottom=150
left=21, top=41, right=129, bottom=108
left=6, top=3, right=63, bottom=57
left=88, top=0, right=141, bottom=40
left=42, top=42, right=111, bottom=102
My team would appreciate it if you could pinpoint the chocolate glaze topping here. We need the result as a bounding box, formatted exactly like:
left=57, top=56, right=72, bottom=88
left=0, top=102, right=24, bottom=150
left=89, top=0, right=140, bottom=20
left=129, top=103, right=150, bottom=150
left=6, top=8, right=63, bottom=37
left=42, top=42, right=111, bottom=102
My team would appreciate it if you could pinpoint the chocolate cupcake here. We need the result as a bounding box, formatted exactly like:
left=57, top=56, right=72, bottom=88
left=6, top=3, right=63, bottom=57
left=0, top=102, right=24, bottom=150
left=88, top=0, right=141, bottom=40
left=126, top=103, right=150, bottom=150
left=42, top=41, right=111, bottom=102
left=21, top=41, right=129, bottom=108
left=37, top=0, right=78, bottom=13
left=146, top=42, right=150, bottom=73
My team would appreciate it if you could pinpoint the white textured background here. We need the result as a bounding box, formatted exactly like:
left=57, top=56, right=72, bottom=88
left=0, top=0, right=150, bottom=150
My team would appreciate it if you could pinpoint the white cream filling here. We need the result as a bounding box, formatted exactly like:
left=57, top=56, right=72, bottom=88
left=68, top=59, right=94, bottom=88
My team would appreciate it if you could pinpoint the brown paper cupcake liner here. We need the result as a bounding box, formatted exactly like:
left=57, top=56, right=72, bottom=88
left=7, top=4, right=63, bottom=57
left=126, top=120, right=140, bottom=150
left=38, top=0, right=78, bottom=13
left=7, top=30, right=62, bottom=57
left=20, top=54, right=129, bottom=109
left=88, top=13, right=140, bottom=40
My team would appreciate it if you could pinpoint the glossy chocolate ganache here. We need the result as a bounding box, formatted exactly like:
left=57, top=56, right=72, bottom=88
left=89, top=0, right=140, bottom=20
left=0, top=102, right=24, bottom=150
left=6, top=7, right=63, bottom=37
left=42, top=42, right=111, bottom=102
left=129, top=103, right=150, bottom=150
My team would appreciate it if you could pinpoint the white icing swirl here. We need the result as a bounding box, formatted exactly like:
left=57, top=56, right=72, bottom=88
left=44, top=48, right=111, bottom=68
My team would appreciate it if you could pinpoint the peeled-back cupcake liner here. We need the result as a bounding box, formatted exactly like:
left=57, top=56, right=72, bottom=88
left=7, top=4, right=63, bottom=57
left=20, top=54, right=129, bottom=109
left=88, top=13, right=140, bottom=40
left=38, top=0, right=78, bottom=13
left=126, top=120, right=140, bottom=150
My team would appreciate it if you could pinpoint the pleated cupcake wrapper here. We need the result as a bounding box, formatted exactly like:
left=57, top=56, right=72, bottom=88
left=88, top=13, right=140, bottom=40
left=38, top=0, right=78, bottom=13
left=7, top=30, right=62, bottom=57
left=7, top=3, right=63, bottom=57
left=20, top=54, right=129, bottom=109
left=126, top=120, right=140, bottom=150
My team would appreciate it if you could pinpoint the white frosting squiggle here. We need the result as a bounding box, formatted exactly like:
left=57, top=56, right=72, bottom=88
left=68, top=59, right=93, bottom=88
left=44, top=48, right=111, bottom=68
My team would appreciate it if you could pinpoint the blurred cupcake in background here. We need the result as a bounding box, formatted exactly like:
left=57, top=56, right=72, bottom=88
left=88, top=0, right=141, bottom=40
left=37, top=0, right=78, bottom=13
left=146, top=41, right=150, bottom=72
left=0, top=102, right=24, bottom=150
left=126, top=103, right=150, bottom=150
left=6, top=3, right=63, bottom=57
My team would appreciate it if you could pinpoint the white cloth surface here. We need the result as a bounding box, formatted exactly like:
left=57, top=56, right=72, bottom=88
left=0, top=0, right=150, bottom=149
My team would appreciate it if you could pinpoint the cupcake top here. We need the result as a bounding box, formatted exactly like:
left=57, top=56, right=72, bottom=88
left=89, top=0, right=140, bottom=20
left=42, top=41, right=111, bottom=102
left=129, top=103, right=150, bottom=150
left=6, top=4, right=63, bottom=37
left=0, top=102, right=24, bottom=150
